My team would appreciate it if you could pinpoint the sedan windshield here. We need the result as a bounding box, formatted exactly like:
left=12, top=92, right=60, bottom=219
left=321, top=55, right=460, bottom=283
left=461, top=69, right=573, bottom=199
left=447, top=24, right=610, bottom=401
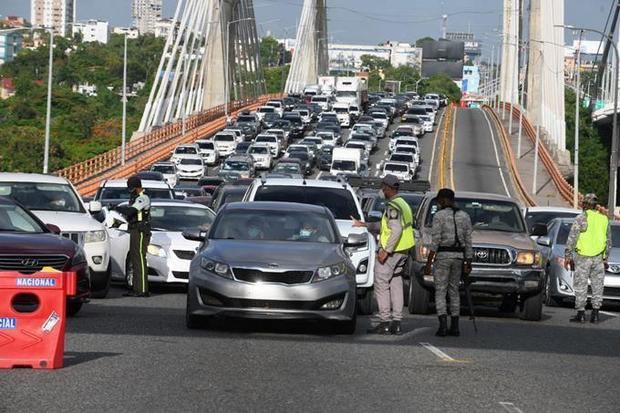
left=254, top=186, right=360, bottom=220
left=385, top=164, right=408, bottom=172
left=426, top=198, right=526, bottom=233
left=274, top=164, right=302, bottom=174
left=175, top=147, right=197, bottom=154
left=0, top=182, right=84, bottom=213
left=212, top=209, right=336, bottom=243
left=223, top=161, right=250, bottom=171
left=249, top=146, right=270, bottom=154
left=152, top=165, right=176, bottom=174
left=150, top=206, right=214, bottom=232
left=215, top=135, right=235, bottom=142
left=332, top=160, right=356, bottom=171
left=0, top=203, right=45, bottom=233
left=180, top=159, right=203, bottom=166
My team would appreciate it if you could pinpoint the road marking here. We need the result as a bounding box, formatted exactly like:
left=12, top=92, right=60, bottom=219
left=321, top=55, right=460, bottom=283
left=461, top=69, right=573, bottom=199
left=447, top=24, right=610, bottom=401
left=600, top=311, right=618, bottom=317
left=395, top=326, right=433, bottom=340
left=481, top=108, right=512, bottom=197
left=499, top=402, right=524, bottom=413
left=449, top=107, right=457, bottom=189
left=384, top=150, right=388, bottom=156
left=316, top=171, right=323, bottom=179
left=427, top=109, right=447, bottom=182
left=420, top=342, right=455, bottom=361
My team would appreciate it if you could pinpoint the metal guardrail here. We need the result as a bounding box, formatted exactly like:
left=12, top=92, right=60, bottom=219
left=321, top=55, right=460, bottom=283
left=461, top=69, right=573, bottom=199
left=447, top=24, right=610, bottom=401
left=56, top=93, right=282, bottom=196
left=483, top=105, right=536, bottom=207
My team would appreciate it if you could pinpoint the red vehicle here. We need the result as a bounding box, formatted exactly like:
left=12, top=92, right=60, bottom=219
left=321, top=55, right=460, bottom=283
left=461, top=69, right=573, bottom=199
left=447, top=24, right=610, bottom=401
left=0, top=197, right=90, bottom=315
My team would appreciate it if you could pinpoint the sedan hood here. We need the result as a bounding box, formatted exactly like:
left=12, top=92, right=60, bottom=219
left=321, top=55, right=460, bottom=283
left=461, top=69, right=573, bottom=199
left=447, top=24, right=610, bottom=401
left=0, top=233, right=76, bottom=255
left=472, top=230, right=536, bottom=250
left=150, top=231, right=199, bottom=251
left=335, top=220, right=367, bottom=238
left=205, top=240, right=343, bottom=269
left=32, top=210, right=103, bottom=232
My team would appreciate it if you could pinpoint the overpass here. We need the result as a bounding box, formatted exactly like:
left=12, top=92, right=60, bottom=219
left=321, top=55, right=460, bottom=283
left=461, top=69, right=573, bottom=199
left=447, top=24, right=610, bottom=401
left=53, top=0, right=586, bottom=213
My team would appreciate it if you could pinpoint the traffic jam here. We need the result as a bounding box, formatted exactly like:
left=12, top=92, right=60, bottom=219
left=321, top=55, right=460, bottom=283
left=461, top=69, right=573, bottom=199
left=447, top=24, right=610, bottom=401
left=0, top=74, right=616, bottom=336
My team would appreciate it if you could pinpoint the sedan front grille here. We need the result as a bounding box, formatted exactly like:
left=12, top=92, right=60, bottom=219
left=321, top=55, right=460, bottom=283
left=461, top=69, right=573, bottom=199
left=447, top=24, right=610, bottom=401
left=232, top=268, right=314, bottom=284
left=61, top=232, right=85, bottom=246
left=174, top=250, right=195, bottom=260
left=0, top=255, right=69, bottom=274
left=472, top=247, right=511, bottom=265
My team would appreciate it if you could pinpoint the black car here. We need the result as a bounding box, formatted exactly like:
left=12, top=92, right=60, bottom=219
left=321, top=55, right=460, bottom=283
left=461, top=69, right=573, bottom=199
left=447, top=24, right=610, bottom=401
left=234, top=142, right=252, bottom=155
left=235, top=113, right=261, bottom=140
left=286, top=152, right=313, bottom=176
left=282, top=113, right=305, bottom=139
left=318, top=146, right=334, bottom=171
left=0, top=197, right=90, bottom=316
left=262, top=112, right=281, bottom=129
left=271, top=119, right=292, bottom=136
left=316, top=122, right=341, bottom=140
left=210, top=183, right=251, bottom=211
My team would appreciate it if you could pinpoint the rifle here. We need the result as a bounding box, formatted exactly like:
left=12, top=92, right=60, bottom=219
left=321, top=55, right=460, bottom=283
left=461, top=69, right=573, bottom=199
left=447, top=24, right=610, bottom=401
left=462, top=261, right=478, bottom=333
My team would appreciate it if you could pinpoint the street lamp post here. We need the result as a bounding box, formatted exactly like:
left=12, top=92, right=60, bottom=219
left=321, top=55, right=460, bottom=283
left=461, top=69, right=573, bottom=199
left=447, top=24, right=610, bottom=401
left=225, top=17, right=255, bottom=120
left=573, top=30, right=584, bottom=208
left=121, top=33, right=128, bottom=165
left=558, top=24, right=620, bottom=217
left=415, top=77, right=427, bottom=94
left=43, top=28, right=54, bottom=174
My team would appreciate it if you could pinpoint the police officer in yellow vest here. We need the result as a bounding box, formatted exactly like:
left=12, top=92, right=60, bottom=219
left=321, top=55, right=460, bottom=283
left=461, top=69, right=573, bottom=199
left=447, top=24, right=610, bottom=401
left=352, top=175, right=415, bottom=335
left=565, top=193, right=612, bottom=323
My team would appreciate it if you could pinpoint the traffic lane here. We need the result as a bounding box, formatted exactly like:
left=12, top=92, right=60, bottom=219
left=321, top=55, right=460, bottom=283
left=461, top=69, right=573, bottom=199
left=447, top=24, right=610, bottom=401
left=2, top=287, right=619, bottom=411
left=453, top=108, right=512, bottom=196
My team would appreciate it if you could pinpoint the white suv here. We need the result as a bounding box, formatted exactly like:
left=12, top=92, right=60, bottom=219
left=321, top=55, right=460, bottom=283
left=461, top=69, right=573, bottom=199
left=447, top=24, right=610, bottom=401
left=0, top=173, right=112, bottom=297
left=195, top=139, right=220, bottom=165
left=242, top=178, right=377, bottom=314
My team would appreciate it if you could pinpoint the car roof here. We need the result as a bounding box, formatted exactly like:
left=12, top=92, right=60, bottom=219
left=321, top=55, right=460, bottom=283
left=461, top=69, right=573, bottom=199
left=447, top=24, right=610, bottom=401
left=150, top=200, right=211, bottom=210
left=424, top=191, right=517, bottom=203
left=224, top=201, right=328, bottom=214
left=525, top=207, right=581, bottom=214
left=153, top=161, right=176, bottom=165
left=101, top=179, right=171, bottom=189
left=0, top=173, right=70, bottom=184
left=254, top=177, right=352, bottom=190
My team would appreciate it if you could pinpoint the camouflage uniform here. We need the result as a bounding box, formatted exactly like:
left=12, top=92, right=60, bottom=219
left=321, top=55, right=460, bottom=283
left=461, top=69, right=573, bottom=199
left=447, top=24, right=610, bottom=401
left=430, top=207, right=473, bottom=316
left=368, top=197, right=407, bottom=322
left=565, top=212, right=612, bottom=311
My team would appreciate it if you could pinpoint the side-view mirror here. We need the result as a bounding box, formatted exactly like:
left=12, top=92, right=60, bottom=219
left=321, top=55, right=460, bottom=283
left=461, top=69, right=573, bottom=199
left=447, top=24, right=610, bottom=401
left=537, top=236, right=552, bottom=247
left=175, top=194, right=186, bottom=200
left=344, top=233, right=367, bottom=247
left=46, top=223, right=61, bottom=234
left=530, top=223, right=548, bottom=237
left=88, top=201, right=102, bottom=213
left=183, top=229, right=207, bottom=242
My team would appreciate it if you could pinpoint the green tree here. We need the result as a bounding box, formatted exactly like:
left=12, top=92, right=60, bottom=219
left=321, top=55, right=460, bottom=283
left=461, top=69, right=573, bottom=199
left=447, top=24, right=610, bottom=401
left=264, top=65, right=290, bottom=93
left=360, top=54, right=390, bottom=71
left=415, top=37, right=434, bottom=47
left=259, top=36, right=290, bottom=68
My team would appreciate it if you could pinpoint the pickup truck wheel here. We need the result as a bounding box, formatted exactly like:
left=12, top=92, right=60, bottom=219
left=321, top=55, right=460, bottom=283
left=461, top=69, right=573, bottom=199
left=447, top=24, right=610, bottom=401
left=408, top=275, right=430, bottom=314
left=357, top=288, right=376, bottom=315
left=520, top=291, right=544, bottom=321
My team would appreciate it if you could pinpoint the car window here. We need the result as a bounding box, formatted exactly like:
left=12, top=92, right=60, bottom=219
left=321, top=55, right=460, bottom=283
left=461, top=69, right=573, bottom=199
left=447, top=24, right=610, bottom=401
left=0, top=203, right=44, bottom=233
left=197, top=142, right=214, bottom=150
left=426, top=198, right=526, bottom=233
left=555, top=222, right=573, bottom=245
left=0, top=182, right=84, bottom=213
left=215, top=135, right=235, bottom=142
left=175, top=146, right=197, bottom=154
left=254, top=186, right=360, bottom=220
left=211, top=210, right=336, bottom=243
left=100, top=187, right=173, bottom=200
left=274, top=164, right=302, bottom=173
left=152, top=165, right=176, bottom=174
left=249, top=146, right=270, bottom=154
left=385, top=163, right=408, bottom=172
left=150, top=206, right=214, bottom=232
left=180, top=158, right=203, bottom=166
left=612, top=226, right=620, bottom=248
left=332, top=160, right=356, bottom=171
left=524, top=211, right=580, bottom=232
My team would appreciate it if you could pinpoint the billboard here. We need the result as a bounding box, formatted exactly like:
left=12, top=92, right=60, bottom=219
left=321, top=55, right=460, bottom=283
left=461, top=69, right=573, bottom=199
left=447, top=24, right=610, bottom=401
left=422, top=61, right=464, bottom=80
left=419, top=39, right=465, bottom=60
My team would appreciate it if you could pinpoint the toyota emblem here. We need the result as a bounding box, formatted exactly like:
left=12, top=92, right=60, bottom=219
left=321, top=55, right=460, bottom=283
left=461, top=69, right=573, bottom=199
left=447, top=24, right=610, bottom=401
left=475, top=250, right=488, bottom=260
left=21, top=258, right=39, bottom=267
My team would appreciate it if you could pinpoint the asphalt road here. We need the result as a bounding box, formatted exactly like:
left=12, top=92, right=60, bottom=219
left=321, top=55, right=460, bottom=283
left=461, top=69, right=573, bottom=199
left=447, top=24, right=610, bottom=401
left=453, top=108, right=514, bottom=196
left=3, top=112, right=620, bottom=412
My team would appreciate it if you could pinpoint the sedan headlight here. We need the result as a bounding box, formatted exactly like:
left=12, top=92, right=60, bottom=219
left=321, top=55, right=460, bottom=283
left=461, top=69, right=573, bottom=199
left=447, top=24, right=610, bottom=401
left=313, top=262, right=347, bottom=282
left=200, top=258, right=232, bottom=279
left=607, top=264, right=620, bottom=274
left=516, top=250, right=542, bottom=267
left=70, top=248, right=87, bottom=268
left=147, top=244, right=167, bottom=258
left=85, top=230, right=107, bottom=243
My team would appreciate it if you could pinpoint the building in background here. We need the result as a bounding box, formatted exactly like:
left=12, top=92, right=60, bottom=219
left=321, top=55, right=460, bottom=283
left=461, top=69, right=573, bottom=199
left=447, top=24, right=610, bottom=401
left=72, top=20, right=109, bottom=44
left=446, top=32, right=481, bottom=64
left=154, top=18, right=173, bottom=39
left=30, top=0, right=76, bottom=37
left=132, top=0, right=162, bottom=35
left=459, top=65, right=480, bottom=94
left=0, top=16, right=28, bottom=28
left=0, top=31, right=23, bottom=65
left=113, top=27, right=140, bottom=39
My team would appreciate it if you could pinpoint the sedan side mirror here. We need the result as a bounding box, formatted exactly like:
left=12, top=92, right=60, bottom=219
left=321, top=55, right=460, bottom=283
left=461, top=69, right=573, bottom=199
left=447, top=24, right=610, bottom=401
left=530, top=223, right=548, bottom=237
left=88, top=201, right=102, bottom=213
left=46, top=224, right=61, bottom=234
left=344, top=233, right=367, bottom=247
left=183, top=229, right=207, bottom=242
left=537, top=236, right=552, bottom=247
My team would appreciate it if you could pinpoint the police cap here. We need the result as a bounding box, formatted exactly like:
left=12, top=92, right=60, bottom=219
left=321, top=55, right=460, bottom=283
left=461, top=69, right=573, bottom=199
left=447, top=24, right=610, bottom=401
left=381, top=174, right=400, bottom=189
left=127, top=176, right=142, bottom=191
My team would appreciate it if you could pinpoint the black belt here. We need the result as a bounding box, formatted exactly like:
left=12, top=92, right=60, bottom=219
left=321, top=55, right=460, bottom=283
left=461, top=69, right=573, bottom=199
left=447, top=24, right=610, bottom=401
left=437, top=246, right=465, bottom=253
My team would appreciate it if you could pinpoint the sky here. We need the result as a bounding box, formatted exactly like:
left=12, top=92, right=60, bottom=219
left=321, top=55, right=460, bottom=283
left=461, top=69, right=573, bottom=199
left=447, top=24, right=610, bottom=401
left=0, top=0, right=616, bottom=54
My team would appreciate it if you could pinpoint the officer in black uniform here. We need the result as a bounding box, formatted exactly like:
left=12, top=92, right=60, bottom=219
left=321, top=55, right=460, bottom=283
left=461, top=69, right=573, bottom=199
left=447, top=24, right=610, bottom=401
left=116, top=176, right=152, bottom=297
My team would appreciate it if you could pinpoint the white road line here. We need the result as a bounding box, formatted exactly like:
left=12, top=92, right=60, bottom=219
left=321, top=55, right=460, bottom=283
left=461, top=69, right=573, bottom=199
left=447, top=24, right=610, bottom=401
left=427, top=109, right=447, bottom=182
left=419, top=342, right=455, bottom=361
left=395, top=327, right=433, bottom=341
left=499, top=402, right=524, bottom=413
left=450, top=107, right=457, bottom=189
left=383, top=150, right=388, bottom=156
left=600, top=311, right=618, bottom=317
left=316, top=171, right=323, bottom=179
left=480, top=108, right=512, bottom=197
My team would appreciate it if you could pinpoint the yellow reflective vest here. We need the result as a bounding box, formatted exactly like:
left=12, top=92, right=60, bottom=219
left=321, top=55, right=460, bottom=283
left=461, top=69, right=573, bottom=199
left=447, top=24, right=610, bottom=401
left=576, top=210, right=609, bottom=257
left=379, top=196, right=415, bottom=253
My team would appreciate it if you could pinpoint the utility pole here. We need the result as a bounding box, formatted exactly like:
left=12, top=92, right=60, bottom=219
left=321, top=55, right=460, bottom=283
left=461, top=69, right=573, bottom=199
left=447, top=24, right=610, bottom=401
left=121, top=33, right=128, bottom=165
left=574, top=30, right=583, bottom=208
left=43, top=29, right=54, bottom=174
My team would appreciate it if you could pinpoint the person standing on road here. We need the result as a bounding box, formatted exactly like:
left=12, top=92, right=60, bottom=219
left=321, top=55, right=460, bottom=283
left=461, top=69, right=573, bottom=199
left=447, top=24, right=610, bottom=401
left=565, top=193, right=611, bottom=324
left=352, top=175, right=415, bottom=335
left=116, top=176, right=152, bottom=298
left=424, top=188, right=473, bottom=337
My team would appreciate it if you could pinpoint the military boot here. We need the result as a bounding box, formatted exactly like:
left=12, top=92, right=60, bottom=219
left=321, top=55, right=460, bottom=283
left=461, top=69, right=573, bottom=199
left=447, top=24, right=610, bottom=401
left=367, top=321, right=391, bottom=335
left=389, top=320, right=403, bottom=336
left=435, top=315, right=448, bottom=337
left=570, top=310, right=586, bottom=323
left=590, top=309, right=600, bottom=324
left=448, top=316, right=460, bottom=336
